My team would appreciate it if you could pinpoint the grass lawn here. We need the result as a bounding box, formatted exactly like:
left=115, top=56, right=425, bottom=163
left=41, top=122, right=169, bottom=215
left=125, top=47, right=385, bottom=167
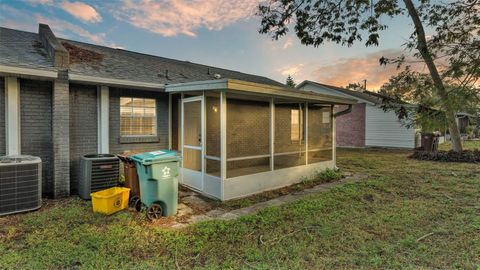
left=1, top=148, right=479, bottom=269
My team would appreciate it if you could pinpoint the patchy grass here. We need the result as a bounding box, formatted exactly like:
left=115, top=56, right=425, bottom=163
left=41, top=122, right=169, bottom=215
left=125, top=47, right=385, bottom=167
left=1, top=149, right=479, bottom=269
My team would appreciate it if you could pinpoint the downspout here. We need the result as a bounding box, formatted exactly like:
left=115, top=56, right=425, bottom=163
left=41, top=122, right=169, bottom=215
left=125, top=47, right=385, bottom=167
left=333, top=104, right=352, bottom=117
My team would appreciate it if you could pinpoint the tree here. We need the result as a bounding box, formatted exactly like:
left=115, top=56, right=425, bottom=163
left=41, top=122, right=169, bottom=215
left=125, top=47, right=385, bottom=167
left=257, top=0, right=480, bottom=152
left=379, top=70, right=479, bottom=133
left=345, top=82, right=365, bottom=91
left=286, top=75, right=296, bottom=87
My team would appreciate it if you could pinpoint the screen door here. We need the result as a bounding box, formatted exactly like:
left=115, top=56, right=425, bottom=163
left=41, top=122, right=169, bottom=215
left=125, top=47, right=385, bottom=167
left=181, top=96, right=204, bottom=191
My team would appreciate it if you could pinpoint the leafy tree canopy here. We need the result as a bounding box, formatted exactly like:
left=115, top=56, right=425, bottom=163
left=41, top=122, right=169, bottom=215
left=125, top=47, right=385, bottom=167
left=258, top=0, right=479, bottom=152
left=345, top=82, right=365, bottom=91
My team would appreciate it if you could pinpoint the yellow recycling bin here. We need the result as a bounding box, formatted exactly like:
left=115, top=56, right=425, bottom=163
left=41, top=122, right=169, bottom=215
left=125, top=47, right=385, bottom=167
left=91, top=187, right=130, bottom=215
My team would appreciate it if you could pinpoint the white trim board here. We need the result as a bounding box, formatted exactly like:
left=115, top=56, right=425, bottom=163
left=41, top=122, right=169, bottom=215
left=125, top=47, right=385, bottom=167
left=0, top=65, right=58, bottom=79
left=223, top=160, right=335, bottom=201
left=5, top=77, right=21, bottom=155
left=97, top=85, right=109, bottom=153
left=69, top=73, right=165, bottom=90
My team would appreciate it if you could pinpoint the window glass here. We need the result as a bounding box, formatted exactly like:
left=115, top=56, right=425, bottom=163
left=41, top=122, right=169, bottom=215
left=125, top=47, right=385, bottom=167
left=120, top=97, right=157, bottom=136
left=308, top=105, right=333, bottom=163
left=274, top=103, right=306, bottom=169
left=291, top=109, right=300, bottom=141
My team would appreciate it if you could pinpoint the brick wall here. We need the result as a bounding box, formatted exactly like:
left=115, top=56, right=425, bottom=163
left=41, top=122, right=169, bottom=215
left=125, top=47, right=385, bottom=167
left=0, top=77, right=5, bottom=156
left=69, top=84, right=98, bottom=194
left=52, top=72, right=70, bottom=197
left=20, top=79, right=54, bottom=197
left=109, top=88, right=169, bottom=154
left=335, top=103, right=366, bottom=148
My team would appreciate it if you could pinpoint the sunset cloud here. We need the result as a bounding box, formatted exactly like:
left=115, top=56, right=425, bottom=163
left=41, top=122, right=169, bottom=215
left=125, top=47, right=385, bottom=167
left=111, top=0, right=259, bottom=37
left=278, top=63, right=305, bottom=77
left=282, top=37, right=294, bottom=49
left=59, top=1, right=102, bottom=23
left=309, top=50, right=425, bottom=90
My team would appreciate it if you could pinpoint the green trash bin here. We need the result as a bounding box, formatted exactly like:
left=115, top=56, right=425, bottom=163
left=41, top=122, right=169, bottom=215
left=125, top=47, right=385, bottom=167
left=130, top=150, right=180, bottom=220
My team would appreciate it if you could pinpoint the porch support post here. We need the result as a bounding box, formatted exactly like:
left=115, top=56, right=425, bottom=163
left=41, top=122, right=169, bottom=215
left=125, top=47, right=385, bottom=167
left=269, top=98, right=274, bottom=170
left=305, top=102, right=309, bottom=165
left=97, top=85, right=109, bottom=154
left=168, top=93, right=172, bottom=149
left=220, top=91, right=227, bottom=200
left=5, top=77, right=21, bottom=155
left=332, top=106, right=337, bottom=168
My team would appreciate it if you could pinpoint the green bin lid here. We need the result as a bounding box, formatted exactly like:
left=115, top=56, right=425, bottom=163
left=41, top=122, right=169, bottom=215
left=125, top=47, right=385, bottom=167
left=130, top=150, right=180, bottom=165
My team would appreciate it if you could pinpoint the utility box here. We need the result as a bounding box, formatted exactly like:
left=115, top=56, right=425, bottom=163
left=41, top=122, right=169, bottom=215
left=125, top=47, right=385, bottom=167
left=79, top=154, right=120, bottom=200
left=0, top=155, right=42, bottom=216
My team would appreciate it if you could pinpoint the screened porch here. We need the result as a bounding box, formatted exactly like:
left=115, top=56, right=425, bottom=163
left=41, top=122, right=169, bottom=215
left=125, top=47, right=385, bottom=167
left=167, top=79, right=356, bottom=200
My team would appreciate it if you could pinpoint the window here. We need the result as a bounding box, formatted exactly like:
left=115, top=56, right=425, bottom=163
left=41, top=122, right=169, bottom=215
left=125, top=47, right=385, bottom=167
left=291, top=109, right=301, bottom=141
left=120, top=97, right=156, bottom=136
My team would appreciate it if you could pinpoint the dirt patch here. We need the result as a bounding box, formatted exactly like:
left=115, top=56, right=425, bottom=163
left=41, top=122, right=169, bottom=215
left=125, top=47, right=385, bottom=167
left=62, top=42, right=104, bottom=66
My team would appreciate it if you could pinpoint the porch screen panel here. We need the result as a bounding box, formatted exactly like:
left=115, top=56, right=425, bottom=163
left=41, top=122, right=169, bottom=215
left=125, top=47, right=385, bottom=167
left=274, top=103, right=306, bottom=169
left=308, top=105, right=333, bottom=163
left=226, top=98, right=270, bottom=178
left=205, top=92, right=221, bottom=177
left=183, top=101, right=201, bottom=147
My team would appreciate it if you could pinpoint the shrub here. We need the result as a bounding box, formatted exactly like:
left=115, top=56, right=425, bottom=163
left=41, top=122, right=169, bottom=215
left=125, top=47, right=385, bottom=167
left=314, top=168, right=343, bottom=183
left=410, top=149, right=480, bottom=163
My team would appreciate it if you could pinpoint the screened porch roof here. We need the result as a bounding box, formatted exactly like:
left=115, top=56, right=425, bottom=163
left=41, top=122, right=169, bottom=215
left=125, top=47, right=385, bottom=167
left=165, top=79, right=357, bottom=105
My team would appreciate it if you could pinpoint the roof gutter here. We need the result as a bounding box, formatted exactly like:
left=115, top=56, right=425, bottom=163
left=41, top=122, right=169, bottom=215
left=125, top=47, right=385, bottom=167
left=68, top=73, right=165, bottom=90
left=0, top=65, right=58, bottom=79
left=333, top=104, right=352, bottom=117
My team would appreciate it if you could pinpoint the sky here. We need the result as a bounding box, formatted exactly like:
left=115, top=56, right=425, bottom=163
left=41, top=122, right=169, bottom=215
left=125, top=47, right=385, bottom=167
left=0, top=0, right=424, bottom=90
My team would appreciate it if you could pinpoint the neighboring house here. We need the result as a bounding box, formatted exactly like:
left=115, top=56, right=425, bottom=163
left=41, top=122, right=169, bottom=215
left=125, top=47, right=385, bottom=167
left=0, top=24, right=355, bottom=201
left=297, top=80, right=416, bottom=149
left=456, top=113, right=479, bottom=137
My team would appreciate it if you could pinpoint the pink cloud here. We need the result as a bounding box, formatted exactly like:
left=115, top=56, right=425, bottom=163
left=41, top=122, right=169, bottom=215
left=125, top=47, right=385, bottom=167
left=112, top=0, right=259, bottom=37
left=282, top=37, right=294, bottom=49
left=309, top=50, right=426, bottom=90
left=278, top=63, right=305, bottom=77
left=59, top=1, right=102, bottom=23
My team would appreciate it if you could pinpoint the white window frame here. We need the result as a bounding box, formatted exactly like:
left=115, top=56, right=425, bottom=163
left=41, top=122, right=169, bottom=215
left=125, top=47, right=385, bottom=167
left=120, top=97, right=157, bottom=137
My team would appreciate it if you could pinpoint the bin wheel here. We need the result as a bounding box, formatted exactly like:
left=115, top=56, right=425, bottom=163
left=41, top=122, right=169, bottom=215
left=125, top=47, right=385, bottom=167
left=129, top=196, right=139, bottom=207
left=146, top=203, right=163, bottom=221
left=129, top=196, right=142, bottom=212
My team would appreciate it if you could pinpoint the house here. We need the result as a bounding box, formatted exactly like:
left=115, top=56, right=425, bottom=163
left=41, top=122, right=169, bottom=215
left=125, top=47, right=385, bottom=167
left=297, top=80, right=416, bottom=149
left=0, top=24, right=355, bottom=201
left=456, top=113, right=479, bottom=139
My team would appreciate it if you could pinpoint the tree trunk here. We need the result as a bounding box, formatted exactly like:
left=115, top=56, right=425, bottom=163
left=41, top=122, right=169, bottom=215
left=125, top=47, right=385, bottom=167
left=403, top=0, right=463, bottom=152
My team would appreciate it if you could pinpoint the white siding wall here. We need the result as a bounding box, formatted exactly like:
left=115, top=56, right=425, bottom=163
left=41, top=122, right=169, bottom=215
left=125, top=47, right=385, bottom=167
left=365, top=104, right=415, bottom=148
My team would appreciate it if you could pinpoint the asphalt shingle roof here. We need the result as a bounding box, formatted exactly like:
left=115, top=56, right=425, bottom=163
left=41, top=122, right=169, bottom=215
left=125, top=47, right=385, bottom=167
left=0, top=27, right=55, bottom=71
left=0, top=26, right=284, bottom=87
left=298, top=80, right=382, bottom=104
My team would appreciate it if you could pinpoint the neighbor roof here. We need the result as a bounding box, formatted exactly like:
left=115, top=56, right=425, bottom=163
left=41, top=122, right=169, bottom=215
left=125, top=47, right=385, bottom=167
left=0, top=26, right=284, bottom=88
left=297, top=80, right=383, bottom=104
left=166, top=79, right=357, bottom=104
